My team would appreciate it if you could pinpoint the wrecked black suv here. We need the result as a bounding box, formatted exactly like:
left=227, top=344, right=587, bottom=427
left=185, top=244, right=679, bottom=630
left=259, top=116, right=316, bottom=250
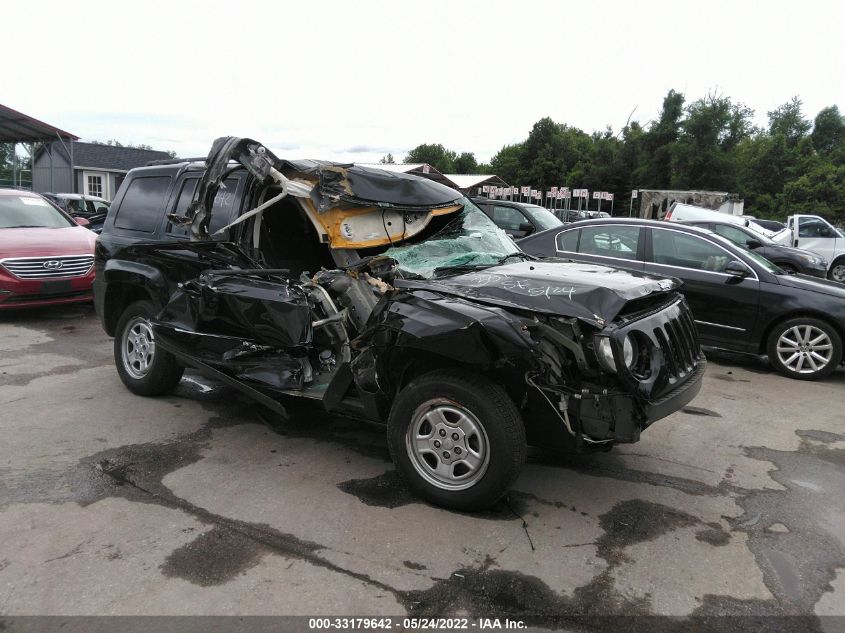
left=94, top=137, right=705, bottom=510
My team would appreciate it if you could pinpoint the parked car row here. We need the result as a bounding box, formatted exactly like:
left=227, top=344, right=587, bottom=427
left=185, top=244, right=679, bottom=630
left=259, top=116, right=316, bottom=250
left=519, top=218, right=845, bottom=380
left=2, top=143, right=844, bottom=510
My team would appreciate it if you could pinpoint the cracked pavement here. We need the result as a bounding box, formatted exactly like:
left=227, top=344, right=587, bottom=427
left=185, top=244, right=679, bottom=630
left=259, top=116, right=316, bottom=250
left=1, top=305, right=844, bottom=629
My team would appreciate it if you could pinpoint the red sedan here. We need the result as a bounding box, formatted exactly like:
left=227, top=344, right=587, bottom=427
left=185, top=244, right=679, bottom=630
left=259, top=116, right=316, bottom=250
left=0, top=189, right=97, bottom=309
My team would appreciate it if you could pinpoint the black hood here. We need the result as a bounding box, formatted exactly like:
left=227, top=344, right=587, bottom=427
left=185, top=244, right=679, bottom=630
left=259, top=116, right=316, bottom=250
left=395, top=260, right=681, bottom=327
left=776, top=271, right=845, bottom=300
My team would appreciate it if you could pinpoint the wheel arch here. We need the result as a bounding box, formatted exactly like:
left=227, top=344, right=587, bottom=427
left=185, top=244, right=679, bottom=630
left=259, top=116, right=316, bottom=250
left=829, top=255, right=845, bottom=280
left=758, top=310, right=845, bottom=355
left=102, top=283, right=157, bottom=336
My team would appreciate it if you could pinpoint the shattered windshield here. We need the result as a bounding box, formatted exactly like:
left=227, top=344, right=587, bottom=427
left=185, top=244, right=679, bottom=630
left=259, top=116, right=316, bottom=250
left=384, top=198, right=523, bottom=279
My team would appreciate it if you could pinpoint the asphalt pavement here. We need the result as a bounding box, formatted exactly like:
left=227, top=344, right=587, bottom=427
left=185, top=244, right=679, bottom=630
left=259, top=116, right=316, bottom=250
left=1, top=304, right=844, bottom=630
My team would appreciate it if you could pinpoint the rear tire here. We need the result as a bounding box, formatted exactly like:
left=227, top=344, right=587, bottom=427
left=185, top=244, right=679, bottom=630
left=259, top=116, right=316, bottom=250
left=767, top=317, right=842, bottom=380
left=387, top=369, right=526, bottom=511
left=114, top=300, right=184, bottom=396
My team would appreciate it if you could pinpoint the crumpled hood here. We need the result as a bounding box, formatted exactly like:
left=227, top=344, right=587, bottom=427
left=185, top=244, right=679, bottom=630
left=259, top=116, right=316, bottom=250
left=395, top=260, right=681, bottom=327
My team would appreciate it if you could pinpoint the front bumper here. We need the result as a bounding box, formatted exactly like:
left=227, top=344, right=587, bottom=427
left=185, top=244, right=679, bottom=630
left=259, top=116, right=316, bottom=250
left=524, top=295, right=707, bottom=449
left=571, top=357, right=706, bottom=444
left=0, top=266, right=95, bottom=310
left=802, top=263, right=828, bottom=278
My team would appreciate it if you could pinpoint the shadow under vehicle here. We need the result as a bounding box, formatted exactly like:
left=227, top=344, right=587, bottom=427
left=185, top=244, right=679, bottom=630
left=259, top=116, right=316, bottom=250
left=94, top=138, right=705, bottom=510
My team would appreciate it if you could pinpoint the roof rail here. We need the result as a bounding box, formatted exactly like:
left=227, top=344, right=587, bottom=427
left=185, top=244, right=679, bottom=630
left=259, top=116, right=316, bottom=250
left=145, top=157, right=206, bottom=166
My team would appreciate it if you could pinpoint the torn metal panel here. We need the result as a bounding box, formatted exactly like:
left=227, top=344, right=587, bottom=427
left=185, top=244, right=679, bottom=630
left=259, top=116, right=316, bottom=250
left=157, top=271, right=313, bottom=349
left=180, top=137, right=466, bottom=243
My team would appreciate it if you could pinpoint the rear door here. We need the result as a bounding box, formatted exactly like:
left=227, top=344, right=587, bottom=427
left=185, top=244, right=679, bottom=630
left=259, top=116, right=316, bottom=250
left=644, top=226, right=761, bottom=350
left=564, top=224, right=645, bottom=272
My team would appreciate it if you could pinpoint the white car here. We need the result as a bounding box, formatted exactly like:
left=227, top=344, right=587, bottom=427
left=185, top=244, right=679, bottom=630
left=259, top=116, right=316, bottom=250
left=664, top=203, right=787, bottom=240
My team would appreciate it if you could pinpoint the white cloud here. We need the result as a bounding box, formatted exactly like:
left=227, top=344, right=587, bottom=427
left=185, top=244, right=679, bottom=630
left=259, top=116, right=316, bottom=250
left=4, top=0, right=844, bottom=163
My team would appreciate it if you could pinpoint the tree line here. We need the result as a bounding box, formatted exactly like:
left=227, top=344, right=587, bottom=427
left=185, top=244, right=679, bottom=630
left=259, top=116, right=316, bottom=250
left=397, top=91, right=845, bottom=222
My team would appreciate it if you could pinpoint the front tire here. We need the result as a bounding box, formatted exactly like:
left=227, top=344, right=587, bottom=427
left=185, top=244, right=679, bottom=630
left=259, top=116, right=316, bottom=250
left=387, top=369, right=526, bottom=511
left=114, top=300, right=184, bottom=396
left=828, top=259, right=845, bottom=284
left=767, top=317, right=842, bottom=380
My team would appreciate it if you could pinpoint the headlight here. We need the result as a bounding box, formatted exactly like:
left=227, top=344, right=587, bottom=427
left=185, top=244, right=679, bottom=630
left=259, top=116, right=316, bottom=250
left=797, top=253, right=825, bottom=266
left=595, top=335, right=637, bottom=373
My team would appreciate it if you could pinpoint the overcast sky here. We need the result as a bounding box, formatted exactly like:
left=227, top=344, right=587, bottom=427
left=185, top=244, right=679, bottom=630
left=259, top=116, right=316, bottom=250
left=5, top=0, right=844, bottom=165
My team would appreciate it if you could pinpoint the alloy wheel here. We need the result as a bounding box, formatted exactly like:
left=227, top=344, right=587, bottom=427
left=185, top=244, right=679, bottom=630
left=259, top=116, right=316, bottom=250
left=122, top=317, right=156, bottom=379
left=405, top=398, right=490, bottom=491
left=831, top=263, right=845, bottom=283
left=776, top=325, right=833, bottom=374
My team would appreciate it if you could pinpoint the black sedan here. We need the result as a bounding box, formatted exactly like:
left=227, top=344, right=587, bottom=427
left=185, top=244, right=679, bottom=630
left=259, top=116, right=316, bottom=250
left=471, top=198, right=562, bottom=239
left=519, top=218, right=845, bottom=380
left=680, top=220, right=827, bottom=277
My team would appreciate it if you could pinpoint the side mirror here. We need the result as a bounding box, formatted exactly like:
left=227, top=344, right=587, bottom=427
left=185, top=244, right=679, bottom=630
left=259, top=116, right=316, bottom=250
left=518, top=222, right=534, bottom=235
left=724, top=260, right=751, bottom=278
left=746, top=238, right=762, bottom=249
left=74, top=216, right=90, bottom=227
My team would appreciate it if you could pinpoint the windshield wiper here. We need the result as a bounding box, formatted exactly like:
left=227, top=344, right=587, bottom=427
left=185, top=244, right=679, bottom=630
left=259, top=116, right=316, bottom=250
left=4, top=225, right=47, bottom=228
left=432, top=252, right=530, bottom=276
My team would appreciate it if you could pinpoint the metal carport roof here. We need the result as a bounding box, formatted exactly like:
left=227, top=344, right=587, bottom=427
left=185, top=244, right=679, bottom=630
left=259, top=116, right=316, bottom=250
left=0, top=103, right=78, bottom=142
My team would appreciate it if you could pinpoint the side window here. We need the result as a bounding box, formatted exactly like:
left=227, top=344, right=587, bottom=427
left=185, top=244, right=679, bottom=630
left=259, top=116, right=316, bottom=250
left=712, top=224, right=750, bottom=246
left=652, top=230, right=732, bottom=272
left=208, top=177, right=242, bottom=234
left=578, top=226, right=640, bottom=260
left=556, top=229, right=579, bottom=252
left=490, top=205, right=527, bottom=231
left=114, top=176, right=172, bottom=233
left=166, top=178, right=200, bottom=236
left=166, top=177, right=240, bottom=237
left=798, top=217, right=834, bottom=238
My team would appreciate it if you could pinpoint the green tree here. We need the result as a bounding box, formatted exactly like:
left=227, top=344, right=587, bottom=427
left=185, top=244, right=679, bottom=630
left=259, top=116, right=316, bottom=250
left=670, top=93, right=754, bottom=191
left=379, top=153, right=395, bottom=164
left=453, top=152, right=478, bottom=174
left=489, top=143, right=524, bottom=184
left=811, top=106, right=845, bottom=156
left=404, top=143, right=456, bottom=173
left=640, top=89, right=685, bottom=188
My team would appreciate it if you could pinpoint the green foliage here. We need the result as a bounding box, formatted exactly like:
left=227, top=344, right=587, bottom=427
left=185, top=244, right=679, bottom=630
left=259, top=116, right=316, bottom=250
left=379, top=153, right=395, bottom=164
left=472, top=91, right=845, bottom=222
left=453, top=152, right=478, bottom=174
left=404, top=143, right=457, bottom=173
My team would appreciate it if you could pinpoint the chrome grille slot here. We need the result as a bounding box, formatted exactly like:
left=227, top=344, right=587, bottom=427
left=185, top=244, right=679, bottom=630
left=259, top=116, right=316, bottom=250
left=1, top=255, right=94, bottom=280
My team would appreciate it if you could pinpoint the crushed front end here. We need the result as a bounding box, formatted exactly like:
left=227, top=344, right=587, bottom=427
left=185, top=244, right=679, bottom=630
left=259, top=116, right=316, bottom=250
left=523, top=294, right=705, bottom=451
